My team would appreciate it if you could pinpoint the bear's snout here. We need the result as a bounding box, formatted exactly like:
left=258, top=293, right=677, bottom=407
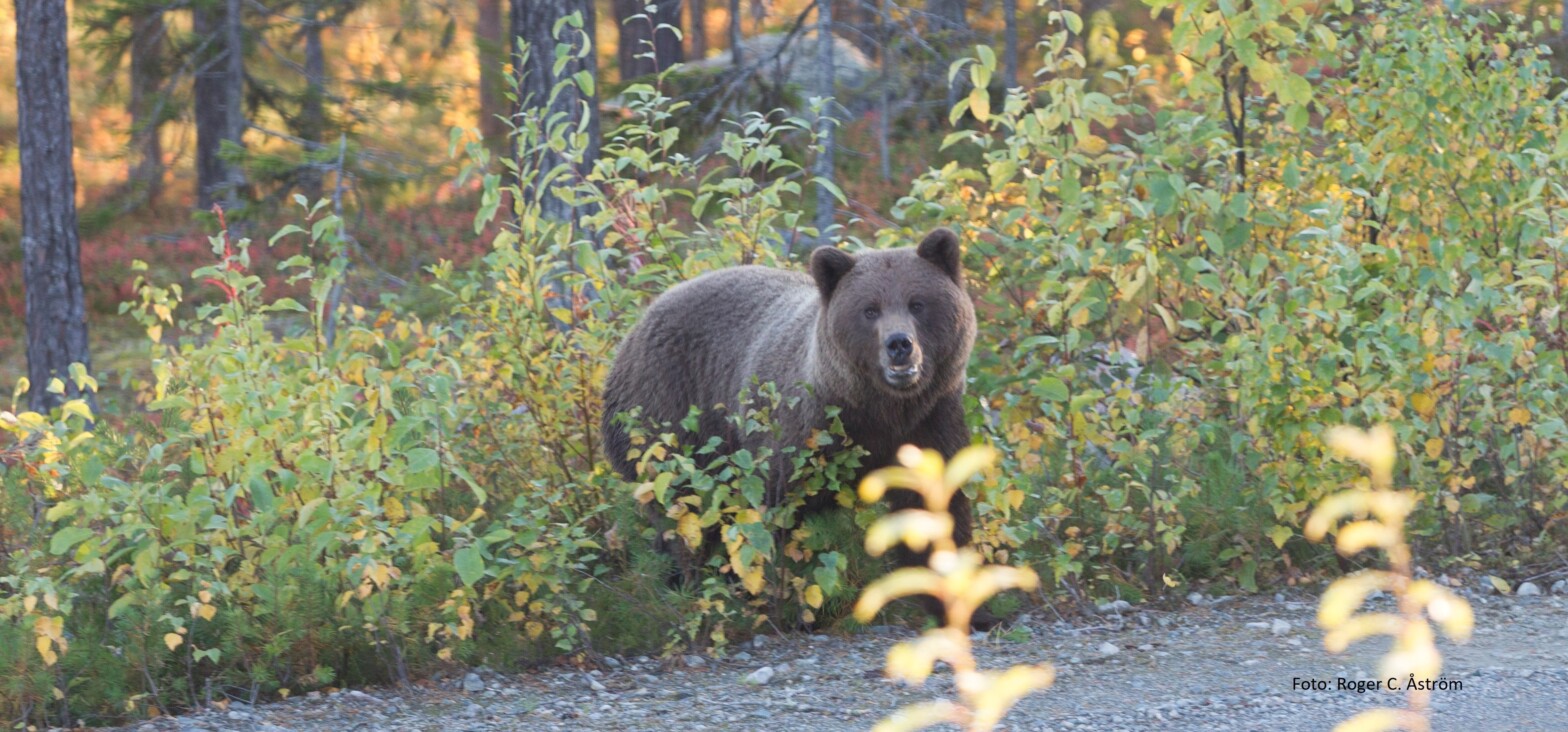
left=884, top=332, right=916, bottom=366
left=881, top=331, right=923, bottom=388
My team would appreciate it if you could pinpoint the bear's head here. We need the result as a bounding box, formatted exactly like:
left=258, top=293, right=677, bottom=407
left=809, top=228, right=977, bottom=398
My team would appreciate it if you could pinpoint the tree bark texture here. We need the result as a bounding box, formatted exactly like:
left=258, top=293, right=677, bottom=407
left=129, top=7, right=166, bottom=203
left=15, top=0, right=94, bottom=413
left=613, top=0, right=682, bottom=80
left=477, top=0, right=507, bottom=143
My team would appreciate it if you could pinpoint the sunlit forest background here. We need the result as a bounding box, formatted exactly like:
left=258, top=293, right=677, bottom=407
left=4, top=0, right=1568, bottom=726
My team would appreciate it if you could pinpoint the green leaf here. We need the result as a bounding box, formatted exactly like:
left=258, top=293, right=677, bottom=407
left=1037, top=378, right=1070, bottom=402
left=455, top=546, right=485, bottom=587
left=50, top=527, right=95, bottom=556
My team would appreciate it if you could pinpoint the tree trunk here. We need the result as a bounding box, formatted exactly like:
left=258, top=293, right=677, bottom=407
left=729, top=0, right=743, bottom=67
left=477, top=0, right=506, bottom=143
left=298, top=1, right=326, bottom=200
left=811, top=0, right=835, bottom=242
left=192, top=0, right=246, bottom=209
left=223, top=0, right=247, bottom=207
left=192, top=2, right=226, bottom=208
left=688, top=0, right=708, bottom=59
left=877, top=0, right=892, bottom=181
left=514, top=0, right=600, bottom=224
left=1002, top=0, right=1018, bottom=89
left=613, top=0, right=682, bottom=80
left=925, top=0, right=968, bottom=113
left=15, top=0, right=94, bottom=414
left=128, top=8, right=166, bottom=204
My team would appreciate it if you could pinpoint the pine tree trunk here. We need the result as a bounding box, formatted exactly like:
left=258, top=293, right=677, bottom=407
left=223, top=0, right=247, bottom=207
left=477, top=0, right=506, bottom=144
left=514, top=0, right=600, bottom=224
left=811, top=0, right=836, bottom=242
left=192, top=0, right=246, bottom=208
left=1002, top=0, right=1018, bottom=89
left=613, top=0, right=683, bottom=79
left=299, top=1, right=326, bottom=200
left=128, top=8, right=166, bottom=204
left=729, top=0, right=743, bottom=67
left=193, top=2, right=227, bottom=207
left=15, top=0, right=94, bottom=414
left=688, top=0, right=708, bottom=59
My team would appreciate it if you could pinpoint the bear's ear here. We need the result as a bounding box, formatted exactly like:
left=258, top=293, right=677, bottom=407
left=809, top=246, right=856, bottom=301
left=917, top=228, right=963, bottom=284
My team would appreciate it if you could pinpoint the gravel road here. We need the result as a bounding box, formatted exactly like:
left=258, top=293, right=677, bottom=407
left=124, top=584, right=1568, bottom=732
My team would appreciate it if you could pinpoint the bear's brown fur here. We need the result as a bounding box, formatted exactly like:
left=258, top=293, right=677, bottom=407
left=601, top=228, right=980, bottom=622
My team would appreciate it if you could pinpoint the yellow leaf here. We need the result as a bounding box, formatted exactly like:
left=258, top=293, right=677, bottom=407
left=677, top=512, right=703, bottom=551
left=870, top=700, right=963, bottom=732
left=1424, top=438, right=1444, bottom=459
left=164, top=633, right=183, bottom=651
left=1509, top=407, right=1531, bottom=426
left=1487, top=575, right=1511, bottom=595
left=1269, top=525, right=1293, bottom=549
left=804, top=585, right=824, bottom=609
left=36, top=636, right=57, bottom=666
left=526, top=621, right=545, bottom=639
left=1323, top=425, right=1397, bottom=484
left=197, top=604, right=217, bottom=621
left=1333, top=708, right=1413, bottom=732
left=1409, top=392, right=1436, bottom=418
left=23, top=596, right=36, bottom=613
left=969, top=87, right=991, bottom=122
left=1077, top=134, right=1108, bottom=155
left=1162, top=573, right=1179, bottom=588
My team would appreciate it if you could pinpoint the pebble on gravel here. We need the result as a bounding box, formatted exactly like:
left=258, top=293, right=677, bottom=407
left=1518, top=581, right=1542, bottom=597
left=1098, top=642, right=1120, bottom=657
left=462, top=672, right=485, bottom=693
left=683, top=655, right=707, bottom=668
left=1553, top=579, right=1568, bottom=595
left=744, top=666, right=775, bottom=685
left=1271, top=619, right=1292, bottom=636
left=1097, top=599, right=1132, bottom=614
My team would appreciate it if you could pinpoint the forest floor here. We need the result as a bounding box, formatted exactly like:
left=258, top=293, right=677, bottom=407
left=119, top=581, right=1568, bottom=732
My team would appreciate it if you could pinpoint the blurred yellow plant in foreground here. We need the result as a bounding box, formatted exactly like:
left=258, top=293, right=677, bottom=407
left=1308, top=425, right=1474, bottom=732
left=855, top=444, right=1054, bottom=732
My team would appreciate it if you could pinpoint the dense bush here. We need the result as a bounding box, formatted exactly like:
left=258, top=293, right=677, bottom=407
left=3, top=0, right=1566, bottom=725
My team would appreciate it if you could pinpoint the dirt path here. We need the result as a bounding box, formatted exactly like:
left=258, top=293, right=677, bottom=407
left=127, top=588, right=1568, bottom=732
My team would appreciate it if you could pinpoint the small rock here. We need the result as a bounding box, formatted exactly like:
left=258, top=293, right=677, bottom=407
left=1098, top=642, right=1120, bottom=657
left=1245, top=622, right=1271, bottom=631
left=585, top=675, right=607, bottom=693
left=684, top=655, right=707, bottom=668
left=733, top=651, right=753, bottom=662
left=1274, top=592, right=1286, bottom=603
left=603, top=656, right=622, bottom=669
left=462, top=702, right=484, bottom=718
left=1137, top=643, right=1154, bottom=652
left=1554, top=579, right=1568, bottom=595
left=226, top=712, right=251, bottom=722
left=1271, top=619, right=1292, bottom=636
left=744, top=666, right=776, bottom=685
left=811, top=634, right=830, bottom=642
left=1187, top=592, right=1205, bottom=605
left=1097, top=600, right=1132, bottom=614
left=462, top=672, right=485, bottom=693
left=752, top=636, right=768, bottom=649
left=1518, top=581, right=1542, bottom=597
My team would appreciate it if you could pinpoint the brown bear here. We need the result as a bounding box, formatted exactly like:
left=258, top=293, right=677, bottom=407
left=601, top=228, right=982, bottom=626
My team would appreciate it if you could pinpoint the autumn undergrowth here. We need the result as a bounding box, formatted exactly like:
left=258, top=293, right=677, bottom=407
left=2, top=0, right=1567, bottom=726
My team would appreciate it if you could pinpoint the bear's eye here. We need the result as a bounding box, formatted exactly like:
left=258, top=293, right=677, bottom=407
left=909, top=300, right=926, bottom=315
left=863, top=306, right=880, bottom=321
